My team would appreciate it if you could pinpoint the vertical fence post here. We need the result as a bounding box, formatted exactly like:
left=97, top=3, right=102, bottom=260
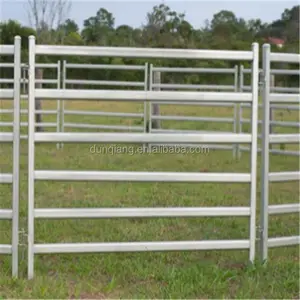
left=61, top=60, right=66, bottom=149
left=269, top=74, right=275, bottom=150
left=249, top=42, right=259, bottom=263
left=143, top=62, right=148, bottom=150
left=22, top=64, right=26, bottom=94
left=152, top=70, right=161, bottom=130
left=233, top=65, right=238, bottom=159
left=28, top=35, right=36, bottom=280
left=12, top=36, right=21, bottom=278
left=35, top=68, right=43, bottom=132
left=148, top=64, right=153, bottom=151
left=238, top=65, right=244, bottom=159
left=260, top=44, right=271, bottom=262
left=56, top=60, right=61, bottom=149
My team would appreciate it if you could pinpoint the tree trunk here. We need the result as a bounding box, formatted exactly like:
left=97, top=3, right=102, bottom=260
left=35, top=68, right=43, bottom=132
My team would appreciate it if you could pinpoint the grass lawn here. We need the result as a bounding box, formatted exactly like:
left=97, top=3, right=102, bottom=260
left=0, top=98, right=299, bottom=299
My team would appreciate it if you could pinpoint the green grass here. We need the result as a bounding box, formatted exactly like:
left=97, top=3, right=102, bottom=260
left=0, top=98, right=299, bottom=299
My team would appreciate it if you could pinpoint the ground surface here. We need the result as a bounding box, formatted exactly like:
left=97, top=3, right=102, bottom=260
left=0, top=98, right=299, bottom=299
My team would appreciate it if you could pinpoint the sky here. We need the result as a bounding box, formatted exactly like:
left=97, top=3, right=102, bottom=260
left=0, top=0, right=298, bottom=30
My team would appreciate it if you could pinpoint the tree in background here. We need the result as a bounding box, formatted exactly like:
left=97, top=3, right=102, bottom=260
left=81, top=8, right=115, bottom=45
left=0, top=3, right=299, bottom=95
left=26, top=0, right=71, bottom=131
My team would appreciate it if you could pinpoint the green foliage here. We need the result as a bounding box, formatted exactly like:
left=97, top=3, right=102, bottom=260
left=0, top=4, right=299, bottom=87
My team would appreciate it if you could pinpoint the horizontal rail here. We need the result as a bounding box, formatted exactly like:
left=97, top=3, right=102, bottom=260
left=269, top=171, right=300, bottom=182
left=0, top=173, right=13, bottom=183
left=0, top=133, right=14, bottom=142
left=271, top=69, right=300, bottom=76
left=269, top=93, right=300, bottom=104
left=34, top=207, right=251, bottom=218
left=149, top=142, right=233, bottom=150
left=242, top=85, right=300, bottom=93
left=64, top=123, right=143, bottom=131
left=35, top=44, right=254, bottom=60
left=241, top=86, right=252, bottom=91
left=268, top=104, right=300, bottom=110
left=0, top=109, right=57, bottom=115
left=241, top=119, right=300, bottom=128
left=0, top=209, right=13, bottom=219
left=242, top=68, right=262, bottom=74
left=268, top=204, right=300, bottom=215
left=34, top=63, right=59, bottom=68
left=65, top=63, right=145, bottom=70
left=268, top=236, right=300, bottom=247
left=242, top=68, right=300, bottom=75
left=0, top=245, right=12, bottom=254
left=152, top=115, right=234, bottom=123
left=34, top=170, right=251, bottom=183
left=34, top=132, right=252, bottom=143
left=34, top=89, right=253, bottom=102
left=152, top=101, right=234, bottom=107
left=0, top=45, right=14, bottom=55
left=271, top=69, right=300, bottom=75
left=225, top=146, right=299, bottom=156
left=269, top=134, right=300, bottom=144
left=65, top=79, right=144, bottom=87
left=142, top=129, right=232, bottom=134
left=0, top=89, right=14, bottom=99
left=152, top=67, right=236, bottom=73
left=36, top=109, right=57, bottom=115
left=0, top=122, right=57, bottom=128
left=21, top=79, right=58, bottom=84
left=0, top=79, right=57, bottom=84
left=271, top=87, right=300, bottom=93
left=0, top=79, right=14, bottom=84
left=64, top=110, right=143, bottom=118
left=33, top=240, right=250, bottom=254
left=0, top=63, right=20, bottom=67
left=0, top=79, right=56, bottom=84
left=0, top=63, right=58, bottom=68
left=152, top=83, right=235, bottom=91
left=270, top=52, right=300, bottom=64
left=268, top=149, right=300, bottom=156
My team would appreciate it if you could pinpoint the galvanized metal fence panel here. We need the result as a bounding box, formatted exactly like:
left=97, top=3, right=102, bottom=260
left=238, top=64, right=300, bottom=157
left=60, top=61, right=148, bottom=145
left=259, top=44, right=300, bottom=261
left=148, top=64, right=239, bottom=157
left=27, top=36, right=259, bottom=279
left=0, top=36, right=21, bottom=277
left=0, top=61, right=61, bottom=142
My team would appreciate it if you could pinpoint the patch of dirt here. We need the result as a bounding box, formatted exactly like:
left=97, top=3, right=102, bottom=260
left=79, top=292, right=107, bottom=299
left=219, top=262, right=246, bottom=271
